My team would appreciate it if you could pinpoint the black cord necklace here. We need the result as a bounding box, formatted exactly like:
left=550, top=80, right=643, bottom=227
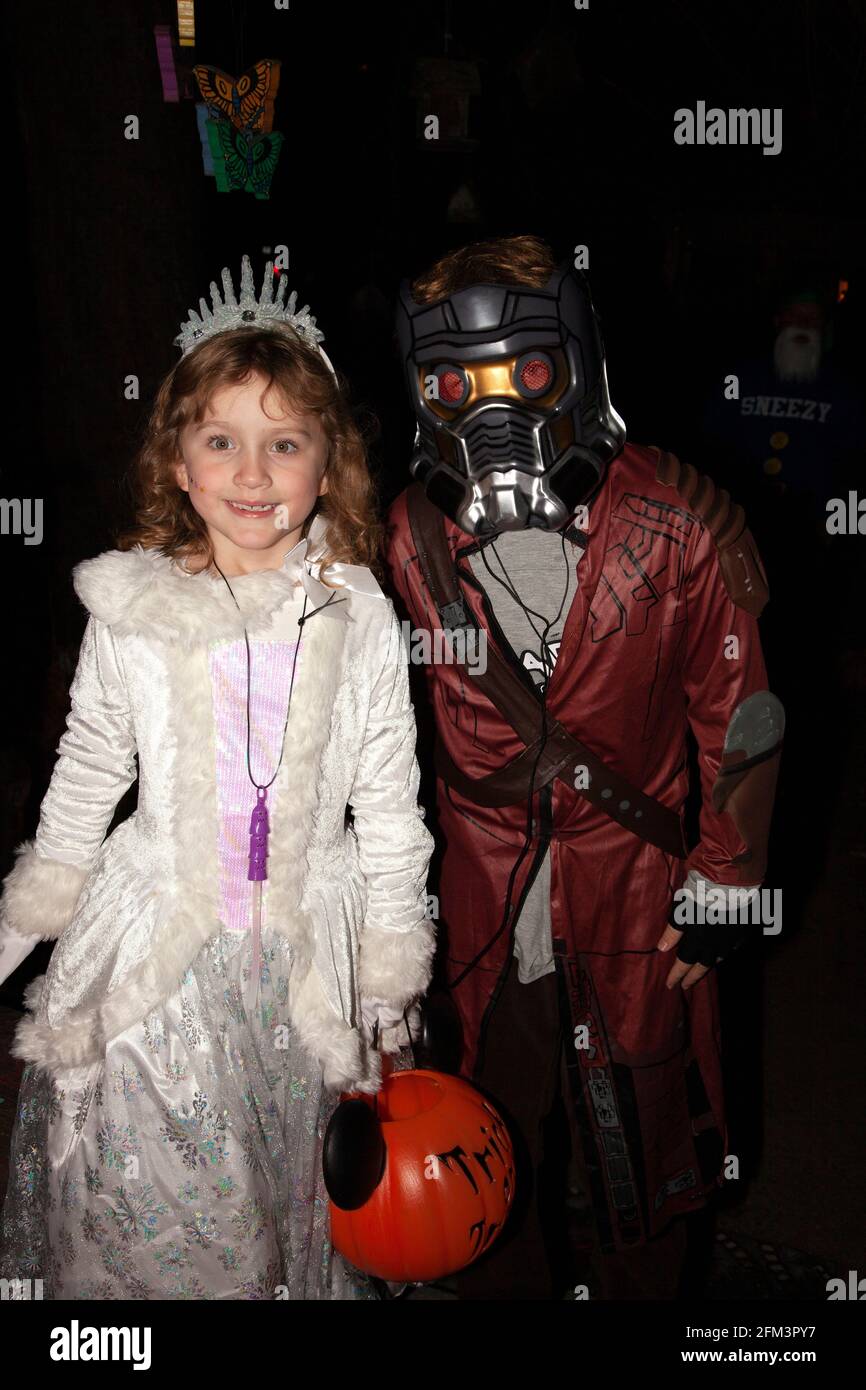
left=213, top=560, right=308, bottom=860
left=480, top=529, right=573, bottom=685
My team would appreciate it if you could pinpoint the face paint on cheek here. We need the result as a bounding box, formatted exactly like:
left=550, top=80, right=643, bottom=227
left=184, top=469, right=208, bottom=493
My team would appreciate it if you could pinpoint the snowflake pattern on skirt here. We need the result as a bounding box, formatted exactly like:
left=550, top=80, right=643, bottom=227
left=0, top=926, right=383, bottom=1300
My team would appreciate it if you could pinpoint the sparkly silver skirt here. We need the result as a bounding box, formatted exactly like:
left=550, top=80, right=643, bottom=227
left=0, top=926, right=380, bottom=1300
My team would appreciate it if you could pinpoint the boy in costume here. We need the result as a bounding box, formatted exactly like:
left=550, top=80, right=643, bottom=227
left=384, top=236, right=783, bottom=1300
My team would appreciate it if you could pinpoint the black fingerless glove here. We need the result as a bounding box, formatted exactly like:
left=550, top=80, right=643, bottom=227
left=675, top=919, right=748, bottom=968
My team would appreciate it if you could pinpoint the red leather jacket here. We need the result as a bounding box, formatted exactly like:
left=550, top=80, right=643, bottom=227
left=385, top=440, right=772, bottom=1246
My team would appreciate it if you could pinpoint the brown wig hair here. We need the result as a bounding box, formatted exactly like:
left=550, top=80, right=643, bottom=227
left=117, top=326, right=382, bottom=577
left=410, top=234, right=558, bottom=304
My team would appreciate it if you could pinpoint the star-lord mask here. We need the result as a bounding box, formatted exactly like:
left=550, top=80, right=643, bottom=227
left=395, top=260, right=627, bottom=535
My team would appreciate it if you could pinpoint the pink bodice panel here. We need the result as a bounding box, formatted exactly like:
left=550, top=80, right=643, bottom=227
left=208, top=634, right=303, bottom=933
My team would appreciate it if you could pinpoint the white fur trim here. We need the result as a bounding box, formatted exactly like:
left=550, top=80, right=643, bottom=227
left=23, top=974, right=45, bottom=1011
left=72, top=546, right=297, bottom=646
left=358, top=922, right=436, bottom=1007
left=12, top=945, right=385, bottom=1095
left=0, top=840, right=91, bottom=940
left=70, top=541, right=376, bottom=649
left=288, top=963, right=383, bottom=1095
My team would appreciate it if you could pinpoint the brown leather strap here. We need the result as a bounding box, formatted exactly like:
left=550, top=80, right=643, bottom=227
left=406, top=482, right=688, bottom=858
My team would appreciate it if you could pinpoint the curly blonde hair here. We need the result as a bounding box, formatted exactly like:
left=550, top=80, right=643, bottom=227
left=117, top=326, right=382, bottom=577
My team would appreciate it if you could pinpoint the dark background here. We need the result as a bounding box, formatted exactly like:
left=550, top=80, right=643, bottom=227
left=2, top=0, right=865, bottom=1283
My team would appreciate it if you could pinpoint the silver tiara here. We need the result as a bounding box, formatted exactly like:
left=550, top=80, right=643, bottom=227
left=174, top=254, right=337, bottom=376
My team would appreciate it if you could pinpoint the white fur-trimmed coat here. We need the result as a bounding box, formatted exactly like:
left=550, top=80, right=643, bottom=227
left=0, top=533, right=436, bottom=1094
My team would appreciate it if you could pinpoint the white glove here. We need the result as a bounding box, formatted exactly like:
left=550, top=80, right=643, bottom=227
left=0, top=922, right=40, bottom=990
left=359, top=995, right=421, bottom=1053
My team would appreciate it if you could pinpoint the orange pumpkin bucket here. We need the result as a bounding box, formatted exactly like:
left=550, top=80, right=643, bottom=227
left=325, top=1066, right=516, bottom=1284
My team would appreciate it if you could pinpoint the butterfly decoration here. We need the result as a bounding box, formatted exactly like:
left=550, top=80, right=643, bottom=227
left=193, top=59, right=281, bottom=134
left=193, top=59, right=283, bottom=198
left=205, top=120, right=284, bottom=200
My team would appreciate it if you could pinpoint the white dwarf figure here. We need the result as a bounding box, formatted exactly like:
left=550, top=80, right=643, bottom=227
left=0, top=256, right=435, bottom=1300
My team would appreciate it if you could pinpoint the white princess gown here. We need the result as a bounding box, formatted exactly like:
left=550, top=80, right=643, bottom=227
left=0, top=581, right=385, bottom=1300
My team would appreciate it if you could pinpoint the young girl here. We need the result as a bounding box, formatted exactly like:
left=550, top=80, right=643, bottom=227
left=0, top=256, right=435, bottom=1300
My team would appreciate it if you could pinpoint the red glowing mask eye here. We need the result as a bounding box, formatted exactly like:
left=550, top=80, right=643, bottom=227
left=519, top=357, right=552, bottom=393
left=438, top=368, right=467, bottom=404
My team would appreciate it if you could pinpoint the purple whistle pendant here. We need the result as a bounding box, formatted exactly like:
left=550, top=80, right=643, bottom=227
left=248, top=788, right=270, bottom=882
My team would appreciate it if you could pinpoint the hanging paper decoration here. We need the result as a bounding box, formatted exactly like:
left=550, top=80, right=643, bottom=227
left=154, top=25, right=180, bottom=103
left=194, top=60, right=281, bottom=133
left=176, top=0, right=195, bottom=47
left=205, top=120, right=284, bottom=200
left=411, top=58, right=480, bottom=151
left=192, top=60, right=283, bottom=199
left=196, top=103, right=214, bottom=176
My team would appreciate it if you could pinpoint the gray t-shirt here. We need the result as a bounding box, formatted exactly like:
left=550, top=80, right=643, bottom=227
left=468, top=528, right=584, bottom=982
